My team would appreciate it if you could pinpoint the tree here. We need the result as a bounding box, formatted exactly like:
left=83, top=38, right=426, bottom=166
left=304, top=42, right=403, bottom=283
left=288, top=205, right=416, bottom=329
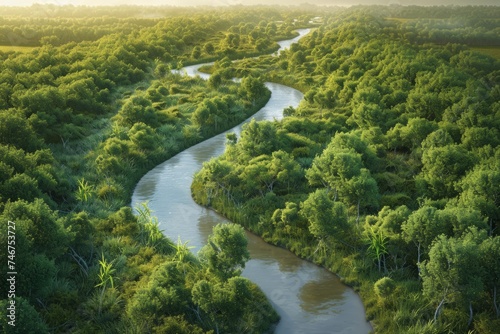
left=421, top=229, right=486, bottom=326
left=152, top=316, right=204, bottom=334
left=207, top=72, right=223, bottom=89
left=195, top=158, right=238, bottom=205
left=199, top=223, right=249, bottom=280
left=238, top=119, right=279, bottom=158
left=128, top=261, right=190, bottom=330
left=401, top=206, right=444, bottom=273
left=459, top=165, right=500, bottom=234
left=191, top=102, right=211, bottom=128
left=128, top=122, right=158, bottom=150
left=330, top=131, right=380, bottom=171
left=118, top=95, right=159, bottom=127
left=204, top=42, right=215, bottom=54
left=241, top=150, right=303, bottom=197
left=241, top=155, right=275, bottom=197
left=480, top=236, right=500, bottom=317
left=268, top=150, right=303, bottom=193
left=386, top=118, right=438, bottom=152
left=300, top=189, right=349, bottom=250
left=13, top=86, right=65, bottom=116
left=271, top=201, right=302, bottom=237
left=308, top=146, right=356, bottom=183
left=343, top=168, right=379, bottom=224
left=461, top=127, right=500, bottom=149
left=364, top=206, right=411, bottom=271
left=191, top=97, right=230, bottom=133
left=238, top=76, right=267, bottom=105
left=2, top=173, right=42, bottom=202
left=420, top=144, right=473, bottom=198
left=0, top=297, right=49, bottom=334
left=0, top=110, right=42, bottom=152
left=306, top=146, right=363, bottom=200
left=191, top=276, right=253, bottom=334
left=0, top=199, right=67, bottom=258
left=191, top=46, right=201, bottom=59
left=350, top=102, right=385, bottom=129
left=435, top=206, right=488, bottom=237
left=421, top=128, right=455, bottom=150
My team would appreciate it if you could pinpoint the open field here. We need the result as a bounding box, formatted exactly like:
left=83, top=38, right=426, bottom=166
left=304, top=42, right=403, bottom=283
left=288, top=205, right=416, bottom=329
left=471, top=46, right=500, bottom=59
left=0, top=45, right=37, bottom=53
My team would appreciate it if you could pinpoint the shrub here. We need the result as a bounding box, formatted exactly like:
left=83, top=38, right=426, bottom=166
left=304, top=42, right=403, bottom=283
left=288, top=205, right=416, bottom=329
left=374, top=276, right=396, bottom=300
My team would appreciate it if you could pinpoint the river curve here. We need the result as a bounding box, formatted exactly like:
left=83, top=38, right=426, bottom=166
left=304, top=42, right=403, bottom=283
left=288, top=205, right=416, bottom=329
left=131, top=29, right=372, bottom=334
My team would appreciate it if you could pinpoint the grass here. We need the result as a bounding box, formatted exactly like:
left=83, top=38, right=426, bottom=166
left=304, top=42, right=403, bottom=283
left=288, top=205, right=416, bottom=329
left=471, top=46, right=500, bottom=59
left=0, top=45, right=37, bottom=53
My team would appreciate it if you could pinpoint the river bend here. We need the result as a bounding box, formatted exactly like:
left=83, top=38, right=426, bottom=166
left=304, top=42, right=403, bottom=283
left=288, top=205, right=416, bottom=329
left=132, top=29, right=371, bottom=334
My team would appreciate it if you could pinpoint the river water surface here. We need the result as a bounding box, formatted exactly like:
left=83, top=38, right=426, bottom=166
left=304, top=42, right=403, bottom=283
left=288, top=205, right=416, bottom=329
left=132, top=29, right=371, bottom=334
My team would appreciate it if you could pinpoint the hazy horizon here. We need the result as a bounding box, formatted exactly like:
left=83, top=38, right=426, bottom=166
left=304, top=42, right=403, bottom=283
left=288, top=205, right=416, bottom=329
left=2, top=0, right=499, bottom=7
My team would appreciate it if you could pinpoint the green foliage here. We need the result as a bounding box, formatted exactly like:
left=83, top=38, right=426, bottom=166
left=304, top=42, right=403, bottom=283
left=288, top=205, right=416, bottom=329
left=1, top=4, right=499, bottom=333
left=199, top=223, right=250, bottom=280
left=239, top=119, right=279, bottom=157
left=421, top=229, right=487, bottom=324
left=300, top=189, right=349, bottom=245
left=238, top=75, right=267, bottom=104
left=75, top=178, right=95, bottom=203
left=0, top=6, right=300, bottom=333
left=191, top=5, right=500, bottom=333
left=1, top=199, right=67, bottom=258
left=365, top=226, right=389, bottom=273
left=96, top=254, right=116, bottom=290
left=458, top=164, right=500, bottom=233
left=0, top=146, right=59, bottom=203
left=135, top=202, right=173, bottom=254
left=479, top=236, right=500, bottom=317
left=173, top=237, right=195, bottom=264
left=420, top=144, right=473, bottom=198
left=374, top=277, right=396, bottom=300
left=127, top=261, right=191, bottom=330
left=0, top=298, right=49, bottom=334
left=0, top=110, right=42, bottom=152
left=152, top=316, right=205, bottom=334
left=116, top=95, right=160, bottom=127
left=401, top=206, right=442, bottom=266
left=192, top=276, right=254, bottom=333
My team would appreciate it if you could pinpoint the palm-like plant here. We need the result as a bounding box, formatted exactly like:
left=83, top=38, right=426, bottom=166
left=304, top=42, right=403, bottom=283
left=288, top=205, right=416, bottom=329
left=365, top=227, right=388, bottom=273
left=95, top=254, right=116, bottom=315
left=135, top=202, right=173, bottom=253
left=174, top=236, right=195, bottom=263
left=75, top=178, right=94, bottom=203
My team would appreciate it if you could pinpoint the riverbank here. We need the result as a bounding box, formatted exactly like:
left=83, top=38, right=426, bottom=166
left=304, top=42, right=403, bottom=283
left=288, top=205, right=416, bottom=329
left=132, top=31, right=372, bottom=333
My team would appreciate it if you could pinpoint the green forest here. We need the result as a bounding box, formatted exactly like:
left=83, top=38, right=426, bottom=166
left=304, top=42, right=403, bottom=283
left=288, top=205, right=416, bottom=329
left=0, top=4, right=499, bottom=334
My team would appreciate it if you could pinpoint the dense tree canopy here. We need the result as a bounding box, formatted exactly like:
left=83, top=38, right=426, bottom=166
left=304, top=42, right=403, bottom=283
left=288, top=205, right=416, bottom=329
left=0, top=5, right=304, bottom=333
left=1, top=3, right=499, bottom=333
left=191, top=4, right=500, bottom=333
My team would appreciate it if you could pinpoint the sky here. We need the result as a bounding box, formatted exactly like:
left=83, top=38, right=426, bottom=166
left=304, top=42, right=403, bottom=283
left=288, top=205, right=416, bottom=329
left=1, top=0, right=498, bottom=6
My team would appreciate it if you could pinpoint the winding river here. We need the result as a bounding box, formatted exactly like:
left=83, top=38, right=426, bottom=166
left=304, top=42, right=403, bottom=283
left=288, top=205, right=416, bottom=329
left=131, top=29, right=371, bottom=334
